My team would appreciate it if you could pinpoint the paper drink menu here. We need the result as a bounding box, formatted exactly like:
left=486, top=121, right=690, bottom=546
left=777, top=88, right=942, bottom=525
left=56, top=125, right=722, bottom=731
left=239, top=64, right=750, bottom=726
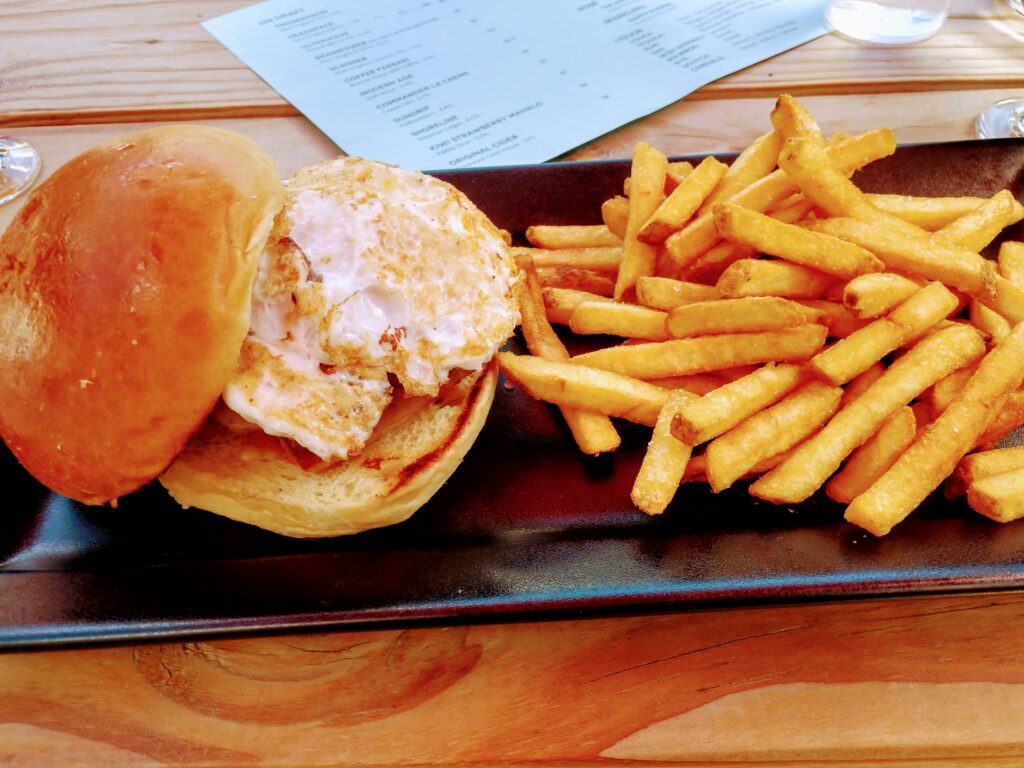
left=205, top=0, right=828, bottom=170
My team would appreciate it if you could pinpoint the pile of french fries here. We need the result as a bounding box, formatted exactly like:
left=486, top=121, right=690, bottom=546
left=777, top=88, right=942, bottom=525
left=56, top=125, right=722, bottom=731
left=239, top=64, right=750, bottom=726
left=499, top=94, right=1024, bottom=537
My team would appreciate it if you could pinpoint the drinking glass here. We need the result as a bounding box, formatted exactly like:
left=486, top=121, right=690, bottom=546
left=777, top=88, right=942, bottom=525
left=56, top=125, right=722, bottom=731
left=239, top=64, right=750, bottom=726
left=0, top=137, right=41, bottom=206
left=976, top=1, right=1024, bottom=138
left=826, top=0, right=951, bottom=45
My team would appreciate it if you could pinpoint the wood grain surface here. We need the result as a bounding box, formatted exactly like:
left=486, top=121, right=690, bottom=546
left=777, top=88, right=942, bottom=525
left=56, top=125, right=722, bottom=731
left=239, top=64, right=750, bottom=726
left=4, top=593, right=1024, bottom=766
left=4, top=1, right=1024, bottom=765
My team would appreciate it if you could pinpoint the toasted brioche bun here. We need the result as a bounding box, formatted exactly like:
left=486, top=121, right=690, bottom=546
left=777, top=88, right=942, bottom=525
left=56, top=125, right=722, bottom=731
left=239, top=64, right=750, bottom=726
left=0, top=125, right=284, bottom=504
left=160, top=363, right=497, bottom=537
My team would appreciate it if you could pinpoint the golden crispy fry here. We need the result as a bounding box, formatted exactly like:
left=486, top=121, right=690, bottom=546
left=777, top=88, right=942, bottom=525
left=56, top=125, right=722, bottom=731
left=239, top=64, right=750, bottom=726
left=698, top=131, right=783, bottom=216
left=525, top=224, right=621, bottom=249
left=767, top=194, right=818, bottom=225
left=635, top=276, right=721, bottom=311
left=510, top=246, right=622, bottom=273
left=498, top=352, right=669, bottom=426
left=602, top=195, right=629, bottom=240
left=679, top=241, right=757, bottom=283
left=793, top=299, right=868, bottom=338
left=716, top=259, right=837, bottom=299
left=637, top=156, right=728, bottom=245
left=681, top=448, right=795, bottom=484
left=865, top=194, right=985, bottom=231
left=536, top=267, right=616, bottom=296
left=841, top=361, right=886, bottom=407
left=542, top=287, right=615, bottom=326
left=970, top=299, right=1012, bottom=342
left=967, top=466, right=1024, bottom=523
left=749, top=323, right=986, bottom=505
left=809, top=282, right=959, bottom=385
left=573, top=324, right=826, bottom=380
left=615, top=142, right=668, bottom=299
left=842, top=273, right=924, bottom=318
left=976, top=391, right=1024, bottom=450
left=998, top=242, right=1024, bottom=285
left=715, top=203, right=883, bottom=278
left=809, top=217, right=997, bottom=298
left=933, top=190, right=1024, bottom=253
left=570, top=301, right=669, bottom=341
left=948, top=445, right=1024, bottom=498
left=928, top=363, right=978, bottom=416
left=517, top=259, right=621, bottom=455
left=845, top=323, right=1024, bottom=536
left=666, top=296, right=821, bottom=338
left=650, top=373, right=726, bottom=396
left=665, top=160, right=695, bottom=191
left=981, top=275, right=1024, bottom=326
left=705, top=380, right=841, bottom=492
left=777, top=136, right=923, bottom=237
left=671, top=362, right=804, bottom=445
left=770, top=93, right=823, bottom=143
left=825, top=406, right=917, bottom=504
left=632, top=390, right=697, bottom=515
left=664, top=129, right=897, bottom=269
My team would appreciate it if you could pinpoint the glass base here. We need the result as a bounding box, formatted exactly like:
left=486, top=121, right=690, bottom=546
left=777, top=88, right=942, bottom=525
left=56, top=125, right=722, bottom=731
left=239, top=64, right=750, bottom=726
left=976, top=98, right=1024, bottom=140
left=0, top=137, right=42, bottom=206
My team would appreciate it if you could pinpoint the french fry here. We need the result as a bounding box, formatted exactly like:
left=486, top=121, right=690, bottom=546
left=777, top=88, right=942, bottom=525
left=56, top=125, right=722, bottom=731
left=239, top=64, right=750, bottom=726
left=866, top=194, right=985, bottom=231
left=570, top=302, right=669, bottom=340
left=970, top=299, right=1012, bottom=342
left=665, top=160, right=695, bottom=191
left=967, top=466, right=1024, bottom=523
left=770, top=93, right=823, bottom=143
left=766, top=194, right=818, bottom=225
left=681, top=447, right=795, bottom=484
left=975, top=390, right=1024, bottom=450
left=525, top=224, right=621, bottom=249
left=573, top=324, right=826, bottom=380
left=671, top=362, right=804, bottom=444
left=517, top=258, right=621, bottom=455
left=933, top=190, right=1024, bottom=253
left=714, top=203, right=883, bottom=278
left=846, top=323, right=1024, bottom=536
left=809, top=282, right=959, bottom=385
left=666, top=296, right=821, bottom=338
left=825, top=406, right=917, bottom=504
left=602, top=195, right=630, bottom=240
left=948, top=445, right=1024, bottom=498
left=665, top=128, right=897, bottom=269
left=637, top=156, right=729, bottom=245
left=705, top=380, right=842, bottom=492
left=842, top=273, right=923, bottom=318
left=793, top=299, right=869, bottom=338
left=749, top=323, right=987, bottom=504
left=510, top=246, right=622, bottom=273
left=998, top=242, right=1024, bottom=285
left=635, top=276, right=722, bottom=311
left=615, top=142, right=668, bottom=299
left=542, top=287, right=615, bottom=326
left=716, top=259, right=837, bottom=299
left=498, top=352, right=669, bottom=426
left=698, top=131, right=783, bottom=215
left=632, top=390, right=697, bottom=515
left=777, top=135, right=923, bottom=237
left=841, top=361, right=886, bottom=407
left=982, top=275, right=1024, bottom=325
left=808, top=217, right=997, bottom=298
left=650, top=373, right=726, bottom=396
left=679, top=241, right=757, bottom=284
left=536, top=267, right=616, bottom=296
left=928, top=363, right=978, bottom=416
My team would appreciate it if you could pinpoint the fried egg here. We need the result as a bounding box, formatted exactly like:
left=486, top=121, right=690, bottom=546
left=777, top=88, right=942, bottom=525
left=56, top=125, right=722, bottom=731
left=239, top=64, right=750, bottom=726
left=221, top=157, right=519, bottom=461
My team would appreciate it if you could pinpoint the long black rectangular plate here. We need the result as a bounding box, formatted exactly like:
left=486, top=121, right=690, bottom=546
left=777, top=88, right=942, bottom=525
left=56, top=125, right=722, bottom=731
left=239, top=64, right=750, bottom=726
left=2, top=139, right=1023, bottom=649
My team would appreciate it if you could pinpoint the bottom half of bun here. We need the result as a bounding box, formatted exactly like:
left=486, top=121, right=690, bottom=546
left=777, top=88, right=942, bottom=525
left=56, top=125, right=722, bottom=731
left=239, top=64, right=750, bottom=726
left=159, top=362, right=497, bottom=537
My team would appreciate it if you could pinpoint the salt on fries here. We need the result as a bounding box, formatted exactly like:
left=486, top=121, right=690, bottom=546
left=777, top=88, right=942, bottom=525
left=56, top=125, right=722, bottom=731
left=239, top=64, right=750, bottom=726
left=499, top=94, right=1024, bottom=533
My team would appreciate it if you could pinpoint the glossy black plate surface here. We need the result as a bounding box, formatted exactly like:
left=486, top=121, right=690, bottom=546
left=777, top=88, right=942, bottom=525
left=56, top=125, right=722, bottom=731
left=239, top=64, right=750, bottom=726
left=2, top=140, right=1023, bottom=649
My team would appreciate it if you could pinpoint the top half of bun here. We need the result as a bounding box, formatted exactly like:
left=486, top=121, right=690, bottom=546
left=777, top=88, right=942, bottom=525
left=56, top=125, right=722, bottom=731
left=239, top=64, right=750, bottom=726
left=0, top=124, right=284, bottom=504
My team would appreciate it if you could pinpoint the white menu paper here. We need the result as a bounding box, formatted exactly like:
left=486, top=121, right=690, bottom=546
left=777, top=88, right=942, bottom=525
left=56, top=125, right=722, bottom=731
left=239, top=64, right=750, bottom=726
left=205, top=0, right=828, bottom=170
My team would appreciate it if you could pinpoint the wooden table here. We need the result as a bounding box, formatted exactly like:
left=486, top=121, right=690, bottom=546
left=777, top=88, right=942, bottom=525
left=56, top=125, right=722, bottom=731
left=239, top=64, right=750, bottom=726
left=3, top=2, right=1024, bottom=765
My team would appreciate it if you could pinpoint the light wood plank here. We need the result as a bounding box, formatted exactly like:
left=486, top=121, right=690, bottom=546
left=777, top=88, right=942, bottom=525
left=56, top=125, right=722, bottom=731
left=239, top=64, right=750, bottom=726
left=1, top=1, right=1022, bottom=127
left=3, top=593, right=1024, bottom=765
